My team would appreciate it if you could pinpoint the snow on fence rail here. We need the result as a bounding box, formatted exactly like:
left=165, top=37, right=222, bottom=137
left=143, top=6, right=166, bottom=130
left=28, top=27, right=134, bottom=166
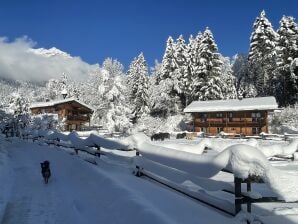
left=129, top=133, right=298, bottom=216
left=21, top=130, right=131, bottom=162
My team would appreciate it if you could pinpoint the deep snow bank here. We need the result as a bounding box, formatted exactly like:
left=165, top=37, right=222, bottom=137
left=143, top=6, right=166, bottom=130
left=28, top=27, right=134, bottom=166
left=257, top=139, right=298, bottom=157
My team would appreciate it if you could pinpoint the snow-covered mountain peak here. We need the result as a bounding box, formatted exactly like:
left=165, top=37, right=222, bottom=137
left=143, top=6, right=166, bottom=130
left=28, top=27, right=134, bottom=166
left=29, top=47, right=72, bottom=59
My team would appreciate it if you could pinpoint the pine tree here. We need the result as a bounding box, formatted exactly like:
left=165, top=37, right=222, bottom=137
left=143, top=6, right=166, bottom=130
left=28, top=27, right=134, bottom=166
left=191, top=28, right=223, bottom=101
left=160, top=36, right=176, bottom=82
left=232, top=54, right=258, bottom=98
left=101, top=58, right=132, bottom=132
left=159, top=35, right=184, bottom=110
left=248, top=10, right=278, bottom=96
left=275, top=16, right=298, bottom=106
left=173, top=35, right=190, bottom=105
left=187, top=32, right=203, bottom=102
left=180, top=34, right=196, bottom=106
left=127, top=53, right=150, bottom=123
left=9, top=93, right=30, bottom=137
left=220, top=56, right=237, bottom=99
left=149, top=62, right=181, bottom=117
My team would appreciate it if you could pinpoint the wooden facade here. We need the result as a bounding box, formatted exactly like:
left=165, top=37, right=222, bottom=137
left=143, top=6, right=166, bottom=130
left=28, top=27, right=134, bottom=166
left=192, top=111, right=268, bottom=136
left=184, top=97, right=278, bottom=136
left=30, top=99, right=93, bottom=131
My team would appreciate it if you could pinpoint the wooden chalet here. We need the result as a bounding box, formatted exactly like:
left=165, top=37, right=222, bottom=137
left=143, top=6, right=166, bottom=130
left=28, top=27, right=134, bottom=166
left=184, top=96, right=278, bottom=136
left=30, top=98, right=93, bottom=131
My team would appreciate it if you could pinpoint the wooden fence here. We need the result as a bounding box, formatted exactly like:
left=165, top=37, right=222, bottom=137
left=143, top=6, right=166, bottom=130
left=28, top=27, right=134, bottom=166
left=17, top=132, right=298, bottom=219
left=134, top=151, right=297, bottom=217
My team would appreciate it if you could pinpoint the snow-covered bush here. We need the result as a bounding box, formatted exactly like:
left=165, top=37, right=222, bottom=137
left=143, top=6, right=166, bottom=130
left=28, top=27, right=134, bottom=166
left=270, top=104, right=298, bottom=133
left=27, top=113, right=62, bottom=132
left=130, top=114, right=189, bottom=135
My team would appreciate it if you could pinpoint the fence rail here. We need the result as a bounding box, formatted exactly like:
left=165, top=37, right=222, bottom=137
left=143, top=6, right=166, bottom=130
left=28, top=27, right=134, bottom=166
left=134, top=152, right=297, bottom=217
left=14, top=132, right=298, bottom=220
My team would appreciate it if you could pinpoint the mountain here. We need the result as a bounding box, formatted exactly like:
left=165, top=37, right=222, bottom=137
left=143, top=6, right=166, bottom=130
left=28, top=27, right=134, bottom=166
left=29, top=47, right=72, bottom=59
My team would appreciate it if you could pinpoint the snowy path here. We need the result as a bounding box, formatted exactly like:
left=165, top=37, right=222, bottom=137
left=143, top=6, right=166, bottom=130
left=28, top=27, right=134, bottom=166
left=1, top=141, right=234, bottom=224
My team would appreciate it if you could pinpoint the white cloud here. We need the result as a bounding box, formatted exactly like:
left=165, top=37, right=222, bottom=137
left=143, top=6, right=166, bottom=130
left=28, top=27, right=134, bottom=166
left=0, top=36, right=98, bottom=82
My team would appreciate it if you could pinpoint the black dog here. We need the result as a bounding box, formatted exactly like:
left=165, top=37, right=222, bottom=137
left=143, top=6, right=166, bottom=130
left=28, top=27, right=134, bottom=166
left=40, top=160, right=51, bottom=184
left=151, top=132, right=170, bottom=141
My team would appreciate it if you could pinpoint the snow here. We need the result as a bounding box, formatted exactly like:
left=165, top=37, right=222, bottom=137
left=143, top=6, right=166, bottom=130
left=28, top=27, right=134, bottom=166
left=29, top=47, right=72, bottom=59
left=0, top=133, right=298, bottom=223
left=184, top=96, right=278, bottom=112
left=152, top=138, right=211, bottom=154
left=127, top=134, right=298, bottom=202
left=0, top=137, right=234, bottom=224
left=30, top=97, right=94, bottom=111
left=257, top=138, right=298, bottom=157
left=42, top=130, right=129, bottom=150
left=241, top=191, right=262, bottom=200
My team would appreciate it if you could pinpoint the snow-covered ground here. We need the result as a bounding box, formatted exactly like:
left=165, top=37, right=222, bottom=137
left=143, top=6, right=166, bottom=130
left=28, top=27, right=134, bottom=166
left=0, top=135, right=297, bottom=224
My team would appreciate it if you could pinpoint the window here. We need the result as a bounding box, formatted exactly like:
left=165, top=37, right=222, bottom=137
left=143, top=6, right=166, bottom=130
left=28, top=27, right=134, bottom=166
left=251, top=112, right=261, bottom=118
left=252, top=127, right=261, bottom=135
left=229, top=113, right=233, bottom=118
left=217, top=127, right=224, bottom=133
left=201, top=118, right=207, bottom=122
left=216, top=113, right=223, bottom=118
left=200, top=113, right=207, bottom=122
left=69, top=124, right=76, bottom=131
left=252, top=112, right=261, bottom=122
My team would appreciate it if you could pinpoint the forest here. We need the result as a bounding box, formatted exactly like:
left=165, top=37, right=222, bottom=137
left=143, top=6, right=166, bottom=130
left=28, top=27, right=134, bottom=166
left=0, top=10, right=298, bottom=134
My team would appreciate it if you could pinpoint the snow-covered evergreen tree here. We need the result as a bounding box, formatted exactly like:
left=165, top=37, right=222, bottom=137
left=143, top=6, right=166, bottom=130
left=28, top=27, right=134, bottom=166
left=44, top=73, right=80, bottom=100
left=248, top=10, right=278, bottom=96
left=275, top=16, right=298, bottom=106
left=232, top=54, right=257, bottom=98
left=101, top=58, right=132, bottom=132
left=157, top=36, right=184, bottom=111
left=160, top=36, right=176, bottom=82
left=149, top=67, right=181, bottom=118
left=219, top=56, right=237, bottom=99
left=191, top=28, right=223, bottom=101
left=8, top=93, right=30, bottom=137
left=172, top=35, right=190, bottom=106
left=127, top=53, right=150, bottom=123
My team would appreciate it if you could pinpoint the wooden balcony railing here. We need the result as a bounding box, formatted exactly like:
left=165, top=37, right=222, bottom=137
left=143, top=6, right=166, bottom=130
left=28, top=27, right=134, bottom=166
left=66, top=115, right=89, bottom=122
left=194, top=118, right=266, bottom=127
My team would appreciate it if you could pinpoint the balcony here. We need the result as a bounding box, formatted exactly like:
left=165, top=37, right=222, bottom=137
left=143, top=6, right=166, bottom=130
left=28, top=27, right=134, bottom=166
left=66, top=115, right=89, bottom=122
left=194, top=118, right=266, bottom=127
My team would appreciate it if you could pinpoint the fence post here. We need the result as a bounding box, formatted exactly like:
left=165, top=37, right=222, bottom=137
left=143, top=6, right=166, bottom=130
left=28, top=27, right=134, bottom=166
left=247, top=180, right=252, bottom=213
left=95, top=146, right=101, bottom=158
left=134, top=149, right=142, bottom=177
left=234, top=177, right=242, bottom=214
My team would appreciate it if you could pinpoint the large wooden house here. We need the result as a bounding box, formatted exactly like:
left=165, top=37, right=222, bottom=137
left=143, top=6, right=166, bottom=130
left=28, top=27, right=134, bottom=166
left=184, top=97, right=278, bottom=136
left=30, top=98, right=93, bottom=131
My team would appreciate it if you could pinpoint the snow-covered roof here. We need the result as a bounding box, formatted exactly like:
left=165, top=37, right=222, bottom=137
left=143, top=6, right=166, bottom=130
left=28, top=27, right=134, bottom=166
left=184, top=97, right=278, bottom=113
left=30, top=97, right=93, bottom=111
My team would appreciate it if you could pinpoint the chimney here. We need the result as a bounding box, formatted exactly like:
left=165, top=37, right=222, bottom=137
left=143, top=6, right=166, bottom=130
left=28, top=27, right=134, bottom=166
left=61, top=89, right=68, bottom=99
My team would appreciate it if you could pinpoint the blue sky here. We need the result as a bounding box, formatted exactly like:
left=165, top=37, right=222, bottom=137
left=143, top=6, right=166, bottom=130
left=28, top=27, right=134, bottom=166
left=0, top=0, right=297, bottom=69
